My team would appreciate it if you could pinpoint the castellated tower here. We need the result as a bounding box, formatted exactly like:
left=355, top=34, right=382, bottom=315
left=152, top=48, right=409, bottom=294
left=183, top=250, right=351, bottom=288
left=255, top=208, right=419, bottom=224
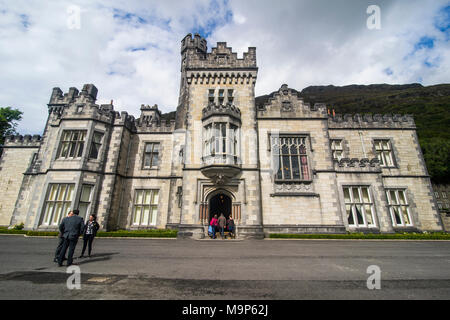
left=175, top=33, right=264, bottom=239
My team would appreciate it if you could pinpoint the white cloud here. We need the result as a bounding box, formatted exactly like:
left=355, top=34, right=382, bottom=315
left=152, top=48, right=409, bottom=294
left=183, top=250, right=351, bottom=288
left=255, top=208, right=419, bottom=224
left=0, top=0, right=448, bottom=135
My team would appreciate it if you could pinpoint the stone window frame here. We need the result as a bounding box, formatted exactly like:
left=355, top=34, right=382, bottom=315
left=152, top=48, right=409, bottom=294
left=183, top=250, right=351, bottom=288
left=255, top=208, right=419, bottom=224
left=40, top=183, right=76, bottom=227
left=141, top=141, right=162, bottom=170
left=330, top=138, right=349, bottom=161
left=55, top=129, right=87, bottom=160
left=342, top=185, right=377, bottom=229
left=385, top=188, right=414, bottom=227
left=130, top=188, right=161, bottom=228
left=371, top=138, right=399, bottom=168
left=268, top=132, right=314, bottom=184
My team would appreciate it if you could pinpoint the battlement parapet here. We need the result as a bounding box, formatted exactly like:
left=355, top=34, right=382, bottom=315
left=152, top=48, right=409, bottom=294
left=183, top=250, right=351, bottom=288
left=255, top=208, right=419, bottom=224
left=49, top=84, right=98, bottom=106
left=182, top=34, right=257, bottom=70
left=113, top=111, right=136, bottom=131
left=257, top=84, right=327, bottom=118
left=202, top=102, right=241, bottom=122
left=4, top=134, right=42, bottom=147
left=334, top=157, right=381, bottom=173
left=181, top=33, right=207, bottom=55
left=135, top=118, right=176, bottom=133
left=329, top=113, right=416, bottom=129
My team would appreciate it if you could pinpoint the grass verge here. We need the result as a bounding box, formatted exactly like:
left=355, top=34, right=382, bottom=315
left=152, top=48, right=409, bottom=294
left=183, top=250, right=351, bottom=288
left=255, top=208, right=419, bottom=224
left=269, top=232, right=450, bottom=240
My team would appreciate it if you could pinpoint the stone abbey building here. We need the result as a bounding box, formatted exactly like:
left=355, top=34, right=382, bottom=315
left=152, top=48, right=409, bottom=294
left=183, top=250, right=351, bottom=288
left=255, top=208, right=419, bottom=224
left=0, top=34, right=444, bottom=238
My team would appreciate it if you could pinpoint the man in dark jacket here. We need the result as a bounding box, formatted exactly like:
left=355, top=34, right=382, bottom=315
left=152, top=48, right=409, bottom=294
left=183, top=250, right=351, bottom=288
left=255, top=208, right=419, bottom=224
left=57, top=209, right=84, bottom=267
left=53, top=211, right=73, bottom=262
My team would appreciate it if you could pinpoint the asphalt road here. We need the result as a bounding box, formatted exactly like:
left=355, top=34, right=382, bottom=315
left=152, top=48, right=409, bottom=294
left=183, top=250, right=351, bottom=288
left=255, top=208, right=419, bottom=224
left=0, top=234, right=450, bottom=300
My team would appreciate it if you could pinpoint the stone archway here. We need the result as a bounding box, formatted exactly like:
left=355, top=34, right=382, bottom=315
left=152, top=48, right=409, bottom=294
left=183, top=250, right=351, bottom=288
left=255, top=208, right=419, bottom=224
left=209, top=193, right=232, bottom=222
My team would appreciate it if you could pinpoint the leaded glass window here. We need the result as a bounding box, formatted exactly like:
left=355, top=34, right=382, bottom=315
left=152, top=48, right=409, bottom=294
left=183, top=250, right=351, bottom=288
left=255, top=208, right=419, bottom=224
left=374, top=139, right=394, bottom=167
left=272, top=136, right=310, bottom=181
left=57, top=130, right=86, bottom=159
left=143, top=143, right=160, bottom=169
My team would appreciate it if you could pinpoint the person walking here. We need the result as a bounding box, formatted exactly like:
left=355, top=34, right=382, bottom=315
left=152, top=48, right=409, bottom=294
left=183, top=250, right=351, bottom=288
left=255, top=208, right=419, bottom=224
left=218, top=213, right=227, bottom=239
left=227, top=215, right=235, bottom=239
left=57, top=209, right=84, bottom=267
left=79, top=214, right=100, bottom=258
left=210, top=214, right=218, bottom=239
left=53, top=211, right=73, bottom=263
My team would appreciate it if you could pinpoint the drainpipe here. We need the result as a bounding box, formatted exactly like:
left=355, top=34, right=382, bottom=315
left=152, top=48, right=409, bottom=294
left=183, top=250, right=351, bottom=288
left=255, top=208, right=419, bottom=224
left=358, top=131, right=367, bottom=158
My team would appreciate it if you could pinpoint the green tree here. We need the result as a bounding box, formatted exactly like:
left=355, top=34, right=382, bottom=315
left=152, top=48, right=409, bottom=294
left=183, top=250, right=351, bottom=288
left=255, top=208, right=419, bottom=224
left=421, top=137, right=450, bottom=183
left=0, top=107, right=23, bottom=145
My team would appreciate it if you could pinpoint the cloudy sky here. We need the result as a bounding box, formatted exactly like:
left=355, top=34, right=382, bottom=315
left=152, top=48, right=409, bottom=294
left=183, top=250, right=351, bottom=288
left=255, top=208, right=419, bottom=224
left=0, top=0, right=449, bottom=135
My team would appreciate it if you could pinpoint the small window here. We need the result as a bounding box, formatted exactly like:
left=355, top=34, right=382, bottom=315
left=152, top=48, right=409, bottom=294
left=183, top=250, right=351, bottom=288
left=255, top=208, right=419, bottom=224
left=143, top=143, right=160, bottom=169
left=374, top=139, right=394, bottom=167
left=386, top=189, right=413, bottom=227
left=76, top=105, right=84, bottom=113
left=133, top=189, right=159, bottom=226
left=331, top=139, right=344, bottom=161
left=218, top=89, right=224, bottom=104
left=208, top=89, right=215, bottom=103
left=89, top=132, right=103, bottom=160
left=343, top=186, right=376, bottom=228
left=227, top=89, right=234, bottom=103
left=435, top=191, right=440, bottom=198
left=57, top=130, right=86, bottom=159
left=443, top=192, right=447, bottom=199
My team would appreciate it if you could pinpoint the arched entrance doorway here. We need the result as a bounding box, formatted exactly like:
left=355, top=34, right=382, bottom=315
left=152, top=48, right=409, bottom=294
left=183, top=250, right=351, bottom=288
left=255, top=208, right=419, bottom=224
left=209, top=193, right=232, bottom=222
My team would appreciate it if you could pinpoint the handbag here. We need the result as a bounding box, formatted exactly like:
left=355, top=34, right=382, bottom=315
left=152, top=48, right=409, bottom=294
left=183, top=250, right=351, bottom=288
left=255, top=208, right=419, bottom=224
left=208, top=225, right=213, bottom=234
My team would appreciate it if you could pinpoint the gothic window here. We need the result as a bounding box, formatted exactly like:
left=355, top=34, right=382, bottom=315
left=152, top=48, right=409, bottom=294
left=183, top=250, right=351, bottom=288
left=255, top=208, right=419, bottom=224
left=143, top=142, right=160, bottom=169
left=374, top=139, right=394, bottom=167
left=272, top=136, right=310, bottom=181
left=132, top=189, right=159, bottom=226
left=386, top=189, right=412, bottom=227
left=57, top=130, right=86, bottom=159
left=331, top=139, right=344, bottom=161
left=88, top=131, right=103, bottom=160
left=343, top=186, right=376, bottom=227
left=41, top=183, right=75, bottom=226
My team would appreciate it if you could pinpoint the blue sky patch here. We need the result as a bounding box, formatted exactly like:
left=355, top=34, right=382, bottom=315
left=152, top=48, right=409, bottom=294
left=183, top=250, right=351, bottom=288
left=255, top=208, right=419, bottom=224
left=434, top=5, right=450, bottom=38
left=191, top=0, right=233, bottom=38
left=112, top=8, right=171, bottom=31
left=383, top=68, right=394, bottom=76
left=19, top=14, right=30, bottom=28
left=414, top=36, right=435, bottom=50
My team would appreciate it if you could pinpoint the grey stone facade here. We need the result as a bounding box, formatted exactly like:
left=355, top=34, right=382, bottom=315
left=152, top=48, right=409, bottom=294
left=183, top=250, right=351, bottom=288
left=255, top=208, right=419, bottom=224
left=0, top=34, right=444, bottom=237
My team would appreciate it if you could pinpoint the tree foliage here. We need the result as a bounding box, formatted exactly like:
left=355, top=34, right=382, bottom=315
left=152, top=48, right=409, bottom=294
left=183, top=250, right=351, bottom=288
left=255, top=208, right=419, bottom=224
left=0, top=107, right=23, bottom=145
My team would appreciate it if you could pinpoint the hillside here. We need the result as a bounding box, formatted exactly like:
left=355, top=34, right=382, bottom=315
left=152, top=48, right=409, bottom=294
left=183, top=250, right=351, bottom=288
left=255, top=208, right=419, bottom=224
left=256, top=83, right=450, bottom=183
